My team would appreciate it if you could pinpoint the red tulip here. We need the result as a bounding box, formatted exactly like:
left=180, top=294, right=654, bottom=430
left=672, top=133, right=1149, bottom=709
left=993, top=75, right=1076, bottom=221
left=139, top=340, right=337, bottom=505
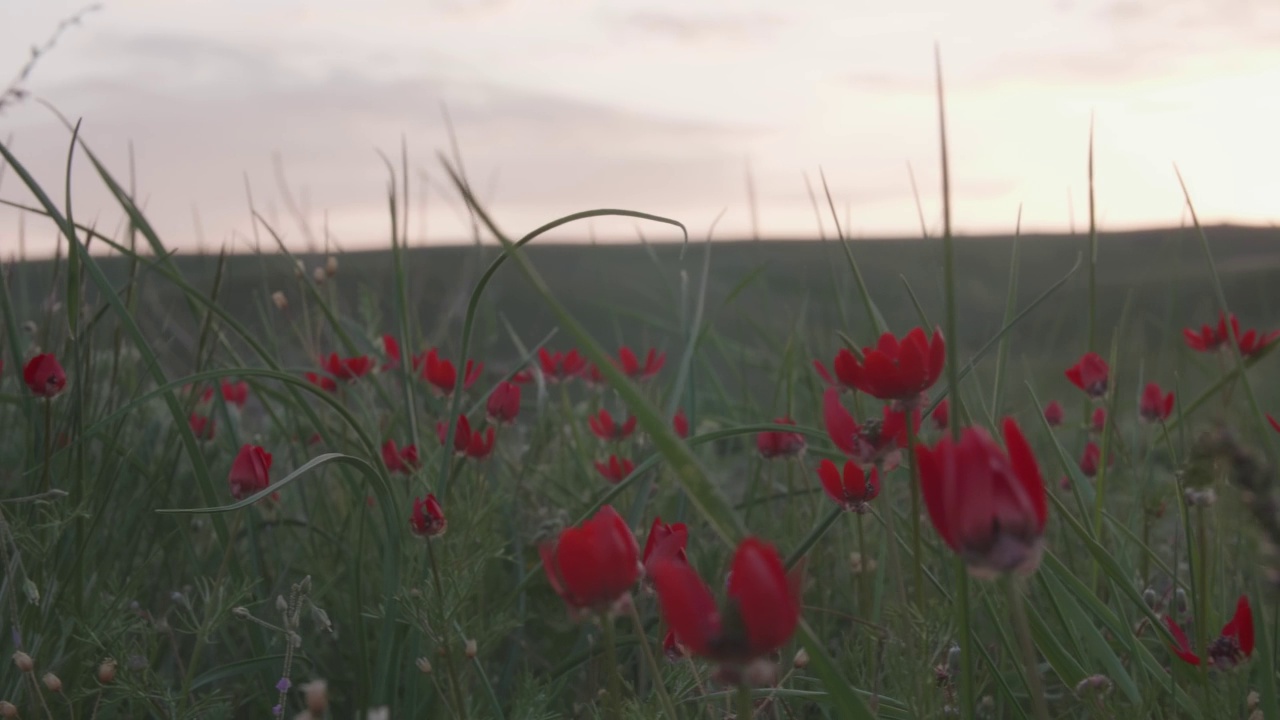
left=189, top=413, right=216, bottom=440
left=304, top=372, right=338, bottom=393
left=380, top=334, right=401, bottom=370
left=915, top=419, right=1048, bottom=578
left=835, top=328, right=945, bottom=401
left=228, top=444, right=272, bottom=500
left=650, top=537, right=800, bottom=668
left=822, top=388, right=915, bottom=469
left=595, top=455, right=634, bottom=483
left=1184, top=313, right=1279, bottom=357
left=1043, top=400, right=1064, bottom=427
left=1065, top=352, right=1109, bottom=398
left=419, top=349, right=482, bottom=395
left=756, top=417, right=806, bottom=459
left=537, top=348, right=587, bottom=383
left=23, top=353, right=66, bottom=398
left=540, top=505, right=639, bottom=613
left=589, top=408, right=637, bottom=441
left=1139, top=382, right=1174, bottom=423
left=321, top=353, right=372, bottom=381
left=381, top=440, right=421, bottom=474
left=673, top=408, right=690, bottom=439
left=930, top=398, right=949, bottom=430
left=816, top=459, right=880, bottom=513
left=220, top=380, right=249, bottom=408
left=1091, top=407, right=1106, bottom=434
left=1164, top=595, right=1254, bottom=669
left=642, top=516, right=688, bottom=579
left=486, top=381, right=522, bottom=424
left=617, top=346, right=664, bottom=381
left=410, top=495, right=447, bottom=538
left=1079, top=442, right=1100, bottom=478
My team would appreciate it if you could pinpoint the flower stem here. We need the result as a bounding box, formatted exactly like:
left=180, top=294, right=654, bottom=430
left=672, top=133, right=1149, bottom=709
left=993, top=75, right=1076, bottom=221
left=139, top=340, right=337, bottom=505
left=783, top=506, right=841, bottom=570
left=41, top=399, right=52, bottom=492
left=626, top=602, right=680, bottom=719
left=737, top=682, right=754, bottom=719
left=425, top=537, right=469, bottom=720
left=905, top=417, right=925, bottom=610
left=954, top=558, right=975, bottom=720
left=601, top=613, right=624, bottom=718
left=1004, top=576, right=1050, bottom=720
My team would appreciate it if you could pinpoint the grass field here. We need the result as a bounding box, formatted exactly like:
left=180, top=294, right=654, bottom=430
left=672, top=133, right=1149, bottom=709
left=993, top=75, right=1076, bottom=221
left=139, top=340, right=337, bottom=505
left=1, top=126, right=1280, bottom=720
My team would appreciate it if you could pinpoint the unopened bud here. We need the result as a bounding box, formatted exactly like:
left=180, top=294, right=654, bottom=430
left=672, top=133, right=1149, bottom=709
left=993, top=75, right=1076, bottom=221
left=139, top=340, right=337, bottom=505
left=792, top=648, right=809, bottom=669
left=276, top=595, right=289, bottom=613
left=310, top=605, right=332, bottom=633
left=41, top=672, right=61, bottom=692
left=98, top=657, right=118, bottom=684
left=465, top=639, right=477, bottom=659
left=12, top=651, right=33, bottom=672
left=947, top=645, right=962, bottom=673
left=325, top=256, right=338, bottom=277
left=232, top=606, right=251, bottom=619
left=21, top=321, right=37, bottom=335
left=1248, top=691, right=1261, bottom=710
left=22, top=579, right=38, bottom=605
left=416, top=657, right=433, bottom=674
left=312, top=267, right=326, bottom=284
left=302, top=679, right=329, bottom=714
left=272, top=291, right=288, bottom=311
left=1142, top=588, right=1157, bottom=608
left=0, top=700, right=16, bottom=718
left=1074, top=674, right=1113, bottom=696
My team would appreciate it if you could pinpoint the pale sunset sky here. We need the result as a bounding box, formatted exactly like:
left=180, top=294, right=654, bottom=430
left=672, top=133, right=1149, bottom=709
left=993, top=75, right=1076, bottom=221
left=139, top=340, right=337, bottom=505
left=2, top=0, right=1279, bottom=254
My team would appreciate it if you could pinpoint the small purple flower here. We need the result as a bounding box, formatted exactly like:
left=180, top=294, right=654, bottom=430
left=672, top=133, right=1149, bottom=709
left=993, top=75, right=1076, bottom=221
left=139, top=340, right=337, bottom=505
left=272, top=704, right=283, bottom=716
left=275, top=677, right=292, bottom=693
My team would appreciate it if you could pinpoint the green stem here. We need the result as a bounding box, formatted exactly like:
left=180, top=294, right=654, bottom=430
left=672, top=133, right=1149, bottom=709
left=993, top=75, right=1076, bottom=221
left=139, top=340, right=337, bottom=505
left=602, top=613, right=624, bottom=718
left=1004, top=576, right=1050, bottom=720
left=954, top=559, right=975, bottom=720
left=426, top=537, right=469, bottom=720
left=784, top=506, right=842, bottom=570
left=626, top=602, right=680, bottom=720
left=737, top=682, right=754, bottom=720
left=905, top=417, right=925, bottom=610
left=41, top=399, right=52, bottom=492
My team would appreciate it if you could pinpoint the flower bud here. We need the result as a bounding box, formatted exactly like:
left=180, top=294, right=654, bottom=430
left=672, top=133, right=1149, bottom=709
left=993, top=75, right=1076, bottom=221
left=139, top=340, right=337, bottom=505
left=312, top=267, right=326, bottom=285
left=42, top=672, right=62, bottom=692
left=1142, top=588, right=1157, bottom=608
left=416, top=657, right=433, bottom=674
left=12, top=651, right=33, bottom=672
left=272, top=291, right=288, bottom=311
left=302, top=679, right=328, bottom=714
left=792, top=648, right=809, bottom=669
left=98, top=657, right=118, bottom=684
left=276, top=595, right=289, bottom=613
left=294, top=260, right=306, bottom=278
left=0, top=701, right=17, bottom=718
left=232, top=606, right=251, bottom=620
left=465, top=639, right=477, bottom=659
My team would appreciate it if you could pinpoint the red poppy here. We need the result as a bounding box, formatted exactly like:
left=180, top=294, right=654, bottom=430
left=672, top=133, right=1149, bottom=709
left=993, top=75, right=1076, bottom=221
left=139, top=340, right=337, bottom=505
left=589, top=409, right=637, bottom=441
left=381, top=440, right=421, bottom=474
left=580, top=363, right=605, bottom=387
left=380, top=334, right=401, bottom=370
left=811, top=348, right=860, bottom=392
left=418, top=349, right=482, bottom=395
left=1164, top=595, right=1254, bottom=669
left=673, top=408, right=690, bottom=439
left=816, top=459, right=880, bottom=513
left=221, top=380, right=249, bottom=408
left=1079, top=442, right=1100, bottom=478
left=595, top=455, right=634, bottom=484
left=642, top=516, right=688, bottom=579
left=511, top=368, right=534, bottom=384
left=1091, top=407, right=1106, bottom=434
left=1136, top=382, right=1174, bottom=423
left=486, top=381, right=522, bottom=424
left=1043, top=400, right=1064, bottom=427
left=435, top=416, right=494, bottom=459
left=22, top=353, right=66, bottom=398
left=617, top=346, right=665, bottom=381
left=466, top=426, right=496, bottom=460
left=822, top=388, right=915, bottom=468
left=320, top=353, right=372, bottom=381
left=930, top=398, right=949, bottom=430
left=915, top=418, right=1048, bottom=578
left=756, top=417, right=806, bottom=459
left=537, top=348, right=587, bottom=383
left=304, top=372, right=338, bottom=393
left=409, top=495, right=447, bottom=538
left=650, top=537, right=801, bottom=667
left=1184, top=313, right=1279, bottom=356
left=834, top=328, right=946, bottom=401
left=189, top=413, right=216, bottom=440
left=540, top=505, right=639, bottom=613
left=228, top=444, right=273, bottom=500
left=1065, top=352, right=1109, bottom=398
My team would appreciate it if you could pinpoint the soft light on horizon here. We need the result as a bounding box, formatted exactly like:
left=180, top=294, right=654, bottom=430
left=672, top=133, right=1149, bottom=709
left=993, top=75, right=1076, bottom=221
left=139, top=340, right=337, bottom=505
left=2, top=0, right=1279, bottom=256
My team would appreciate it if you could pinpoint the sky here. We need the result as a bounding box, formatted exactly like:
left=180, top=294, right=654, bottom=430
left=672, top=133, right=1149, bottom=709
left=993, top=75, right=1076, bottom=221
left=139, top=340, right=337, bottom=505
left=2, top=0, right=1279, bottom=255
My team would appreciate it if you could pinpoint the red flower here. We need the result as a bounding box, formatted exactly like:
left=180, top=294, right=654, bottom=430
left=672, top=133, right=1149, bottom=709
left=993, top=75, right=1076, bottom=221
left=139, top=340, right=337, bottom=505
left=650, top=537, right=801, bottom=667
left=380, top=334, right=401, bottom=370
left=466, top=425, right=496, bottom=460
left=822, top=388, right=915, bottom=468
left=1079, top=442, right=1100, bottom=478
left=537, top=348, right=587, bottom=383
left=1164, top=595, right=1254, bottom=669
left=1269, top=414, right=1280, bottom=434
left=1043, top=400, right=1064, bottom=427
left=381, top=440, right=421, bottom=474
left=321, top=353, right=372, bottom=381
left=486, top=381, right=522, bottom=424
left=305, top=372, right=338, bottom=393
left=221, top=380, right=249, bottom=408
left=435, top=416, right=494, bottom=459
left=189, top=413, right=216, bottom=440
left=511, top=368, right=534, bottom=384
left=816, top=459, right=880, bottom=513
left=812, top=348, right=861, bottom=392
left=410, top=495, right=447, bottom=538
left=1091, top=407, right=1106, bottom=434
left=673, top=408, right=690, bottom=439
left=915, top=419, right=1048, bottom=578
left=589, top=409, right=637, bottom=441
left=418, top=349, right=482, bottom=395
left=1184, top=313, right=1279, bottom=356
left=581, top=364, right=605, bottom=387
left=756, top=417, right=806, bottom=459
left=228, top=444, right=272, bottom=500
left=540, top=505, right=639, bottom=613
left=642, top=516, right=688, bottom=579
left=617, top=346, right=665, bottom=381
left=1065, top=352, right=1109, bottom=398
left=22, top=353, right=66, bottom=398
left=595, top=455, right=634, bottom=483
left=835, top=327, right=946, bottom=401
left=1138, top=382, right=1174, bottom=423
left=930, top=398, right=949, bottom=430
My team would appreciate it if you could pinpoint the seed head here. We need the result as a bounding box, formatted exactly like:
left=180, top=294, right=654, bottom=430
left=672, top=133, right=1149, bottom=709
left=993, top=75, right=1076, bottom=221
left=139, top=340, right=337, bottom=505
left=12, top=651, right=33, bottom=673
left=415, top=657, right=433, bottom=674
left=41, top=672, right=62, bottom=692
left=312, top=266, right=326, bottom=285
left=792, top=648, right=809, bottom=669
left=0, top=700, right=17, bottom=718
left=465, top=639, right=478, bottom=659
left=325, top=256, right=339, bottom=277
left=272, top=291, right=288, bottom=311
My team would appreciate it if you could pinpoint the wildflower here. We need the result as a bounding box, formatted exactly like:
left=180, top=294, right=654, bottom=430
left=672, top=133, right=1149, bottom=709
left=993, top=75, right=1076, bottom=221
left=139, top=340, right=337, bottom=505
left=537, top=348, right=587, bottom=382
left=486, top=381, right=521, bottom=424
left=1184, top=312, right=1279, bottom=356
left=589, top=408, right=637, bottom=441
left=831, top=327, right=946, bottom=401
left=380, top=334, right=401, bottom=370
left=271, top=291, right=288, bottom=311
left=320, top=353, right=372, bottom=381
left=435, top=416, right=494, bottom=460
left=1065, top=352, right=1109, bottom=398
left=1080, top=442, right=1101, bottom=478
left=642, top=516, right=688, bottom=580
left=228, top=444, right=273, bottom=500
left=221, top=380, right=249, bottom=408
left=304, top=371, right=338, bottom=393
left=816, top=459, right=880, bottom=513
left=617, top=346, right=665, bottom=381
left=1139, top=382, right=1174, bottom=423
left=650, top=537, right=801, bottom=671
left=381, top=440, right=421, bottom=474
left=1043, top=400, right=1064, bottom=427
left=418, top=348, right=482, bottom=395
left=756, top=417, right=806, bottom=459
left=811, top=348, right=860, bottom=392
left=673, top=408, right=690, bottom=439
left=930, top=398, right=949, bottom=430
left=189, top=413, right=216, bottom=440
left=409, top=495, right=447, bottom=538
left=915, top=419, right=1048, bottom=578
left=1164, top=594, right=1254, bottom=669
left=23, top=353, right=66, bottom=398
left=595, top=455, right=634, bottom=484
left=511, top=368, right=534, bottom=384
left=1091, top=407, right=1106, bottom=434
left=465, top=425, right=496, bottom=460
left=41, top=673, right=61, bottom=692
left=581, top=363, right=605, bottom=387
left=823, top=388, right=915, bottom=468
left=540, top=505, right=639, bottom=614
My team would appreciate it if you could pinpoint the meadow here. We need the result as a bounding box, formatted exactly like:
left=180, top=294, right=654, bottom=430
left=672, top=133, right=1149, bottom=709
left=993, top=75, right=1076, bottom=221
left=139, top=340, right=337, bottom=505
left=0, top=123, right=1279, bottom=720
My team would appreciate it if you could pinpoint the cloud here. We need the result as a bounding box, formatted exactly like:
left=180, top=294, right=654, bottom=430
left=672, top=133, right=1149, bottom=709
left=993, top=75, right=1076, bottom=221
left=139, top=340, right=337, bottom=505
left=612, top=11, right=783, bottom=44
